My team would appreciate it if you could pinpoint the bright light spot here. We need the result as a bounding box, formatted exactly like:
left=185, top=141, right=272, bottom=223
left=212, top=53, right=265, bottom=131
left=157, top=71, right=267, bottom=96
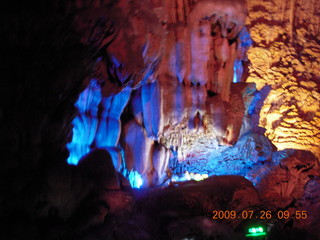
left=171, top=172, right=209, bottom=182
left=233, top=64, right=238, bottom=83
left=246, top=226, right=266, bottom=237
left=250, top=228, right=256, bottom=233
left=185, top=171, right=191, bottom=180
left=193, top=174, right=202, bottom=181
left=233, top=59, right=243, bottom=83
left=67, top=153, right=82, bottom=166
left=128, top=171, right=143, bottom=188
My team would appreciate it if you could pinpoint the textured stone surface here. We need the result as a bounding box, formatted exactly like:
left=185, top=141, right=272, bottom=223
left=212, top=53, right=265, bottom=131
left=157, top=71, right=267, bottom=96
left=1, top=0, right=320, bottom=239
left=256, top=150, right=319, bottom=208
left=246, top=0, right=320, bottom=159
left=296, top=177, right=320, bottom=239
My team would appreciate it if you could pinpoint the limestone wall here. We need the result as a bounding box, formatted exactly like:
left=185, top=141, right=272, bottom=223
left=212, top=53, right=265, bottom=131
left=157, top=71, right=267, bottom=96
left=246, top=0, right=320, bottom=158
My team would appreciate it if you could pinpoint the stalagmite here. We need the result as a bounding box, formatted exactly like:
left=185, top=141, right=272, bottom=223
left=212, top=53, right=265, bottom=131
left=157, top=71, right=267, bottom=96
left=123, top=120, right=157, bottom=185
left=152, top=143, right=171, bottom=183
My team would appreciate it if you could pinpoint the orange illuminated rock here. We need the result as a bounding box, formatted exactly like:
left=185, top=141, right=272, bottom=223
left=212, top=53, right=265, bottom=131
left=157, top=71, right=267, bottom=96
left=246, top=0, right=320, bottom=159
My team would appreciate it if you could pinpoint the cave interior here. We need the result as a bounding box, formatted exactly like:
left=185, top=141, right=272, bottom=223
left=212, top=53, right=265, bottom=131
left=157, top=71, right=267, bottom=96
left=1, top=0, right=320, bottom=239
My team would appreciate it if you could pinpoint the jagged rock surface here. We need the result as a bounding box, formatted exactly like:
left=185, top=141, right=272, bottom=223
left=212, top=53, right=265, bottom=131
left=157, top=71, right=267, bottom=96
left=246, top=0, right=320, bottom=159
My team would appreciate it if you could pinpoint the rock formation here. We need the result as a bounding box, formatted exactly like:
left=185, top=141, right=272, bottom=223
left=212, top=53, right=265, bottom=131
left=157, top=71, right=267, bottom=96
left=67, top=0, right=258, bottom=186
left=246, top=0, right=320, bottom=159
left=1, top=0, right=319, bottom=239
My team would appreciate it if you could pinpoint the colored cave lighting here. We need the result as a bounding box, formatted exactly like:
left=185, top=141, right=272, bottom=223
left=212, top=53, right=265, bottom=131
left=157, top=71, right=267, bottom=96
left=246, top=226, right=266, bottom=237
left=233, top=59, right=242, bottom=83
left=171, top=171, right=209, bottom=182
left=67, top=79, right=102, bottom=165
left=128, top=171, right=143, bottom=188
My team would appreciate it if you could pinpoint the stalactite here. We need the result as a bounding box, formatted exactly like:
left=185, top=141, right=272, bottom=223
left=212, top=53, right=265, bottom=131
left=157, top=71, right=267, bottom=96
left=289, top=0, right=296, bottom=40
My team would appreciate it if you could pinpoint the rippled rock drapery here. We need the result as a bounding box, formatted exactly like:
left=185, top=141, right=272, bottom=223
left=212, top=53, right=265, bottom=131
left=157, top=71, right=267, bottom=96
left=66, top=0, right=256, bottom=187
left=0, top=0, right=163, bottom=238
left=119, top=0, right=255, bottom=186
left=67, top=0, right=319, bottom=188
left=66, top=0, right=164, bottom=172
